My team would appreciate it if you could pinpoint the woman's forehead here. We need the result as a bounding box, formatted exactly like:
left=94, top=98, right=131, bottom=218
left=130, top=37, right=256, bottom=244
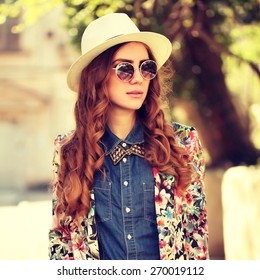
left=113, top=42, right=149, bottom=60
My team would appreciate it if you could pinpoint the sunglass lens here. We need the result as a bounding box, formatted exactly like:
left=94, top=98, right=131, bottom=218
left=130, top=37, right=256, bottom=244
left=141, top=60, right=157, bottom=80
left=116, top=63, right=134, bottom=81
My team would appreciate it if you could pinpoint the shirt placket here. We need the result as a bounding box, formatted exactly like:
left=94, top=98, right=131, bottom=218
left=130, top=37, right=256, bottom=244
left=120, top=142, right=137, bottom=260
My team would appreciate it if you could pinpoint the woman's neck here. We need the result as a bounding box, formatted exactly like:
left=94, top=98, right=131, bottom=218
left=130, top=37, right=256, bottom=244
left=107, top=110, right=137, bottom=140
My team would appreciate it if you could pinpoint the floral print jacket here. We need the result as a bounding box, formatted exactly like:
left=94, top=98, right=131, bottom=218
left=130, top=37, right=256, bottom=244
left=48, top=123, right=209, bottom=260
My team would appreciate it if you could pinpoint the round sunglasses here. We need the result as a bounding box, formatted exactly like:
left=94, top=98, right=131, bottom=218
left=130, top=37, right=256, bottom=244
left=112, top=60, right=157, bottom=82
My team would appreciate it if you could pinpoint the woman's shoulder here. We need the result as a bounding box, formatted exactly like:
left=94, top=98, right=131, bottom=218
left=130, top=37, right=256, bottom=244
left=171, top=121, right=205, bottom=176
left=172, top=121, right=194, bottom=131
left=171, top=122, right=196, bottom=144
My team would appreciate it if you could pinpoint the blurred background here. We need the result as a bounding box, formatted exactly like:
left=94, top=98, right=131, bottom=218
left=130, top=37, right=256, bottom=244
left=0, top=0, right=259, bottom=260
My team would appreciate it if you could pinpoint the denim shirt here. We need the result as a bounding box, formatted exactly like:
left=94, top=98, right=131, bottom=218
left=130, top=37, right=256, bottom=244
left=93, top=122, right=160, bottom=260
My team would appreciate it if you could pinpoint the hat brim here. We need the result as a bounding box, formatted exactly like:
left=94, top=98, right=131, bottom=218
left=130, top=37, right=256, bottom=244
left=67, top=32, right=172, bottom=92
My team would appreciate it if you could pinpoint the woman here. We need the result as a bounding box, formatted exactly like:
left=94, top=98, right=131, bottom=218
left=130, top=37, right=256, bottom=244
left=49, top=13, right=209, bottom=260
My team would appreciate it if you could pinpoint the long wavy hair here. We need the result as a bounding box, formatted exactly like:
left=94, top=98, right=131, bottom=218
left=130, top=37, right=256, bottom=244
left=55, top=43, right=194, bottom=225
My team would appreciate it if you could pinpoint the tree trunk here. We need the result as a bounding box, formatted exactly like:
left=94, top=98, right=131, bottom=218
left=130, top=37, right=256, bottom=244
left=182, top=6, right=259, bottom=166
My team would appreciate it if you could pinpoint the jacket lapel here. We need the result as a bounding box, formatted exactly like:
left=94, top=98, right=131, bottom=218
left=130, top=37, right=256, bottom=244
left=153, top=167, right=186, bottom=260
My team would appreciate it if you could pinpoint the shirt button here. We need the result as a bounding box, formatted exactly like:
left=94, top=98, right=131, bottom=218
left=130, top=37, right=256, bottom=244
left=123, top=158, right=127, bottom=163
left=125, top=207, right=131, bottom=213
left=122, top=142, right=127, bottom=147
left=123, top=181, right=128, bottom=186
left=127, top=234, right=132, bottom=240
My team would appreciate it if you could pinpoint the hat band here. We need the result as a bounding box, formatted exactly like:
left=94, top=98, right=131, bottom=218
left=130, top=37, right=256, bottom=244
left=106, top=34, right=124, bottom=41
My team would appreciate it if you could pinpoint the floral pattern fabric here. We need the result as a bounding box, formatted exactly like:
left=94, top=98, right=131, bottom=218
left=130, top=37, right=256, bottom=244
left=48, top=123, right=209, bottom=260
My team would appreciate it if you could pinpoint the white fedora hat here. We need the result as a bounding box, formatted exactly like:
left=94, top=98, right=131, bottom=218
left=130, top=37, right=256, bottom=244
left=67, top=13, right=172, bottom=92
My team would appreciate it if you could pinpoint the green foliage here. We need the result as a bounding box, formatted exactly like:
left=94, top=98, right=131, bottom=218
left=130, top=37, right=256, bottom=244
left=0, top=0, right=62, bottom=31
left=63, top=0, right=134, bottom=47
left=230, top=24, right=260, bottom=62
left=62, top=0, right=259, bottom=49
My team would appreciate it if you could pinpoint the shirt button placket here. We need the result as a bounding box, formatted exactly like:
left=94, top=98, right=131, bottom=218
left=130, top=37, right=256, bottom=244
left=120, top=146, right=136, bottom=259
left=122, top=143, right=127, bottom=164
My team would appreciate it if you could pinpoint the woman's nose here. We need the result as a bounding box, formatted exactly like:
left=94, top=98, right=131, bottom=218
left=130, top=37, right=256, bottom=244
left=129, top=68, right=144, bottom=84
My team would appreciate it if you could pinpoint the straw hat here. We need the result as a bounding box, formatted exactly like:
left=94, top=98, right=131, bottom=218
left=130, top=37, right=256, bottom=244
left=67, top=13, right=172, bottom=92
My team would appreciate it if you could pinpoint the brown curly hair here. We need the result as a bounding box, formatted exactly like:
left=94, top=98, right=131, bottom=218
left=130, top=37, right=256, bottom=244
left=54, top=43, right=194, bottom=225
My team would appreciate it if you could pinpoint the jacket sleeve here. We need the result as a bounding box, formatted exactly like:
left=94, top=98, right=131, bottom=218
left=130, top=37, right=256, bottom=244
left=182, top=128, right=209, bottom=260
left=48, top=134, right=74, bottom=260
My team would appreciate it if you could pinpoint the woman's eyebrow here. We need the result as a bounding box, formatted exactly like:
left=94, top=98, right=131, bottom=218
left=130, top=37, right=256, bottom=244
left=112, top=58, right=133, bottom=64
left=112, top=58, right=148, bottom=64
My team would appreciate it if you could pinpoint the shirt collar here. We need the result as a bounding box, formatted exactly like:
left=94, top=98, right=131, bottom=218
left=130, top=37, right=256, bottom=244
left=102, top=121, right=145, bottom=155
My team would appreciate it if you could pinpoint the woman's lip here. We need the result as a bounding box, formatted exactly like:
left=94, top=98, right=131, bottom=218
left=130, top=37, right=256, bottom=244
left=127, top=91, right=143, bottom=95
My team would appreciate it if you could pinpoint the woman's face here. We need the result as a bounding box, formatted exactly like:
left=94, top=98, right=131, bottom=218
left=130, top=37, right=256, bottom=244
left=106, top=42, right=151, bottom=114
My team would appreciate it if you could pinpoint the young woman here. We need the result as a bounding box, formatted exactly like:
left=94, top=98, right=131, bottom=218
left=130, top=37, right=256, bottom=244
left=48, top=13, right=209, bottom=260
